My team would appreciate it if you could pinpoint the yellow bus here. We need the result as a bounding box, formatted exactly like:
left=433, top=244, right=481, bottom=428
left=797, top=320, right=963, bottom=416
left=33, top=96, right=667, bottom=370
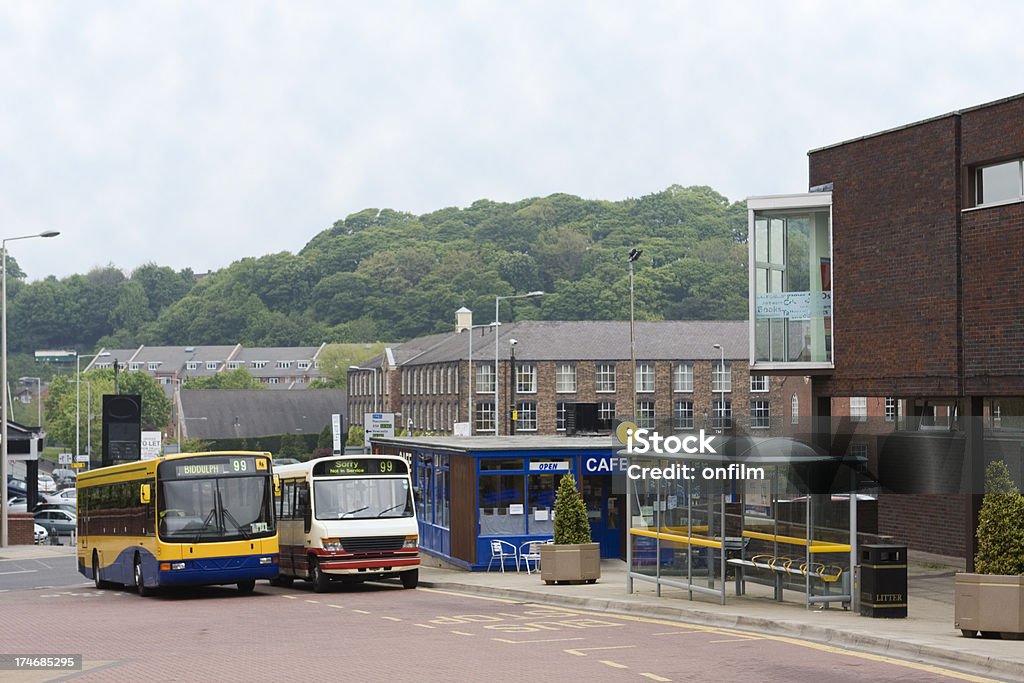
left=77, top=451, right=279, bottom=595
left=273, top=455, right=418, bottom=592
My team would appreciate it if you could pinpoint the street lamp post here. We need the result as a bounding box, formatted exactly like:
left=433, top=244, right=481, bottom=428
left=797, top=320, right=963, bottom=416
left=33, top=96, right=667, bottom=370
left=509, top=339, right=517, bottom=435
left=628, top=249, right=643, bottom=420
left=494, top=291, right=543, bottom=435
left=2, top=229, right=60, bottom=548
left=19, top=377, right=42, bottom=427
left=713, top=343, right=725, bottom=432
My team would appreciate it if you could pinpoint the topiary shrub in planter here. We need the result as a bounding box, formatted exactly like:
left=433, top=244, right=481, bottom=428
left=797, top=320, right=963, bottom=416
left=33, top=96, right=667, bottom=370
left=539, top=473, right=600, bottom=584
left=955, top=460, right=1024, bottom=639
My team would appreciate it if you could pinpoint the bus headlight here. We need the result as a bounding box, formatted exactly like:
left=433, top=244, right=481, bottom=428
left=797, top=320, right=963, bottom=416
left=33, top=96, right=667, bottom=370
left=259, top=556, right=274, bottom=565
left=402, top=535, right=419, bottom=549
left=322, top=538, right=344, bottom=552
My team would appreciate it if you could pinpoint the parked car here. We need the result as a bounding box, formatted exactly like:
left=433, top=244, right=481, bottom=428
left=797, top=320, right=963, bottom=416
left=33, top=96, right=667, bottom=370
left=7, top=476, right=28, bottom=499
left=34, top=523, right=48, bottom=544
left=273, top=457, right=301, bottom=466
left=7, top=496, right=28, bottom=512
left=37, top=473, right=57, bottom=494
left=33, top=502, right=76, bottom=515
left=33, top=509, right=76, bottom=535
left=51, top=468, right=77, bottom=489
left=44, top=489, right=77, bottom=504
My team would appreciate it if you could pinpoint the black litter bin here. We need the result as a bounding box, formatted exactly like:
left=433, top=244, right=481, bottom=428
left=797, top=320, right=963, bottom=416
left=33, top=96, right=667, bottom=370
left=860, top=544, right=907, bottom=618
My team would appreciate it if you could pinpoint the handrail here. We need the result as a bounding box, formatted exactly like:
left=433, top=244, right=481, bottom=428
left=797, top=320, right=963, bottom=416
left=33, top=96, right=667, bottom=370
left=629, top=527, right=723, bottom=549
left=741, top=529, right=851, bottom=553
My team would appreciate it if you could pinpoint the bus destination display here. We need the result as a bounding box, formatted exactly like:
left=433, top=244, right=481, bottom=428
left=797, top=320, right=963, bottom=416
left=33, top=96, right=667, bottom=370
left=173, top=457, right=265, bottom=477
left=313, top=458, right=408, bottom=477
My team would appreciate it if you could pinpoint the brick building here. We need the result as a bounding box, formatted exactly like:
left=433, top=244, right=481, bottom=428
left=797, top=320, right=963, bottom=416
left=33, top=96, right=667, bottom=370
left=748, top=93, right=1024, bottom=563
left=349, top=317, right=809, bottom=438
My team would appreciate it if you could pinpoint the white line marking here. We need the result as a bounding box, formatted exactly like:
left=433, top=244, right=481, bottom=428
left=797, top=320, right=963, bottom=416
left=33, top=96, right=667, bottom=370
left=352, top=609, right=371, bottom=614
left=599, top=660, right=628, bottom=669
left=565, top=646, right=636, bottom=657
left=493, top=637, right=585, bottom=644
left=414, top=624, right=435, bottom=629
left=640, top=673, right=671, bottom=682
left=382, top=616, right=402, bottom=622
left=451, top=631, right=475, bottom=636
left=0, top=569, right=36, bottom=575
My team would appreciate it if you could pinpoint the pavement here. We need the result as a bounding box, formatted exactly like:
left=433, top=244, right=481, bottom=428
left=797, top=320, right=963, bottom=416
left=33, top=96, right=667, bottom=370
left=3, top=543, right=1022, bottom=681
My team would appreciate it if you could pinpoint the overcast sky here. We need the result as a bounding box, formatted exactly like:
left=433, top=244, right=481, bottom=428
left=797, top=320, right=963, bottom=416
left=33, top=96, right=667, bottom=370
left=2, top=1, right=1022, bottom=281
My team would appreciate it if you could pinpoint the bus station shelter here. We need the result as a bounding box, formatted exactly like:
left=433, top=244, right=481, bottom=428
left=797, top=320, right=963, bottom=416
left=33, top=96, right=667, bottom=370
left=624, top=436, right=865, bottom=609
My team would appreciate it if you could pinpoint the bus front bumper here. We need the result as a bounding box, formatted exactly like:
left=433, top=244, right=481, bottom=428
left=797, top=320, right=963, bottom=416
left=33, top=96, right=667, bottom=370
left=158, top=553, right=279, bottom=586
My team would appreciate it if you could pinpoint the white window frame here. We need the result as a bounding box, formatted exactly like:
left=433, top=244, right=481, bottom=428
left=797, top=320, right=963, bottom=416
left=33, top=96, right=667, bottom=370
left=637, top=399, right=655, bottom=428
left=635, top=362, right=655, bottom=393
left=976, top=159, right=1024, bottom=206
left=555, top=363, right=577, bottom=393
left=672, top=362, right=694, bottom=393
left=750, top=375, right=769, bottom=393
left=712, top=361, right=732, bottom=393
left=884, top=397, right=897, bottom=422
left=751, top=400, right=770, bottom=429
left=516, top=401, right=538, bottom=431
left=515, top=363, right=537, bottom=394
left=791, top=392, right=800, bottom=425
left=673, top=399, right=694, bottom=431
left=476, top=364, right=495, bottom=394
left=476, top=401, right=496, bottom=433
left=206, top=361, right=218, bottom=371
left=595, top=363, right=616, bottom=393
left=850, top=397, right=867, bottom=422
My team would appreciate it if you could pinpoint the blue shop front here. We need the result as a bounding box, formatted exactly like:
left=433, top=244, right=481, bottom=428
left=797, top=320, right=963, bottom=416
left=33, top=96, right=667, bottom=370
left=370, top=436, right=627, bottom=570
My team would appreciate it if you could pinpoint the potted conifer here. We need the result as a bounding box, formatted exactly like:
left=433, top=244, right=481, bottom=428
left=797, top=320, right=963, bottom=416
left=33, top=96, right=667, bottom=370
left=954, top=460, right=1024, bottom=639
left=539, top=473, right=600, bottom=584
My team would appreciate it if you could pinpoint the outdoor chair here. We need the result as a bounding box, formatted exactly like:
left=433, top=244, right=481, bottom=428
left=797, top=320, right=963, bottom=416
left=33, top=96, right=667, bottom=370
left=518, top=540, right=544, bottom=574
left=486, top=539, right=519, bottom=573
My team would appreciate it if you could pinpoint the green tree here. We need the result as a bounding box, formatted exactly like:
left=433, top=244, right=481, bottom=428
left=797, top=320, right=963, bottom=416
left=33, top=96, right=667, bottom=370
left=277, top=432, right=307, bottom=460
left=553, top=473, right=592, bottom=545
left=186, top=368, right=264, bottom=390
left=974, top=460, right=1024, bottom=575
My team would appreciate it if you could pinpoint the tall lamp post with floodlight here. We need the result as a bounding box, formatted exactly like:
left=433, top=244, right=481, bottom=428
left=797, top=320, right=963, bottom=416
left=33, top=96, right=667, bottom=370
left=628, top=248, right=643, bottom=420
left=2, top=229, right=60, bottom=548
left=494, top=291, right=543, bottom=435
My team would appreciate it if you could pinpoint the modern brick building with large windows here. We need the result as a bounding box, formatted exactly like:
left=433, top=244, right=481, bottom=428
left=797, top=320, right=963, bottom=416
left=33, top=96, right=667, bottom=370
left=748, top=93, right=1024, bottom=564
left=348, top=317, right=807, bottom=439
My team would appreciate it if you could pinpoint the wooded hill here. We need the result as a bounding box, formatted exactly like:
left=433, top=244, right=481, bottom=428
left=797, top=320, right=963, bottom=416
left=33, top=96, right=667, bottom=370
left=8, top=184, right=749, bottom=357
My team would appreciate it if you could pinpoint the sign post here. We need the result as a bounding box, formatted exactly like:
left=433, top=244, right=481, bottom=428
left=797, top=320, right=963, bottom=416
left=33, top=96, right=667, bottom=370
left=331, top=414, right=343, bottom=455
left=364, top=413, right=395, bottom=449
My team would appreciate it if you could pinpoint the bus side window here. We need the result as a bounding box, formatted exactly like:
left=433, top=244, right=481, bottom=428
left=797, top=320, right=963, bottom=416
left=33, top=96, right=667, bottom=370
left=297, top=483, right=311, bottom=533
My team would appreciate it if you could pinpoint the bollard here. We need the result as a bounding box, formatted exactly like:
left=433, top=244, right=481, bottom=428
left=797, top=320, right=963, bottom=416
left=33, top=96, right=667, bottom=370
left=50, top=526, right=59, bottom=545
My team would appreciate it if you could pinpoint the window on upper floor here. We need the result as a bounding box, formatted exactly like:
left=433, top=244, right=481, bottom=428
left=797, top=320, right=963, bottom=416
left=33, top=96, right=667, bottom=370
left=148, top=362, right=161, bottom=371
left=227, top=361, right=242, bottom=370
left=476, top=364, right=495, bottom=394
left=555, top=363, right=576, bottom=393
left=515, top=364, right=537, bottom=394
left=297, top=360, right=311, bottom=370
left=750, top=375, right=769, bottom=392
left=276, top=360, right=292, bottom=369
left=672, top=362, right=693, bottom=393
left=595, top=363, right=616, bottom=393
left=850, top=396, right=867, bottom=422
left=635, top=362, right=655, bottom=393
left=976, top=159, right=1024, bottom=206
left=206, top=361, right=218, bottom=370
left=252, top=361, right=268, bottom=369
left=884, top=397, right=897, bottom=422
left=712, top=361, right=732, bottom=393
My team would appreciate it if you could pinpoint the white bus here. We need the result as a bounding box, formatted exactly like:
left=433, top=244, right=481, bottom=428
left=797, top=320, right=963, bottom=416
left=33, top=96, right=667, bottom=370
left=272, top=455, right=419, bottom=592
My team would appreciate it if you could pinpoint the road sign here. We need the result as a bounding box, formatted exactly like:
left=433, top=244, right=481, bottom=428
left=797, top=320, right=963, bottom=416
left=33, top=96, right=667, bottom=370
left=58, top=453, right=73, bottom=465
left=332, top=414, right=343, bottom=454
left=141, top=431, right=162, bottom=460
left=75, top=454, right=90, bottom=463
left=364, top=413, right=395, bottom=448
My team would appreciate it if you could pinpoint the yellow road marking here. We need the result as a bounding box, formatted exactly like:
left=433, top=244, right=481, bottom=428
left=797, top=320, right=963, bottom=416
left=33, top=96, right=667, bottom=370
left=599, top=660, right=628, bottom=669
left=305, top=600, right=319, bottom=604
left=352, top=609, right=371, bottom=614
left=451, top=630, right=475, bottom=636
left=414, top=623, right=435, bottom=629
left=329, top=605, right=343, bottom=609
left=382, top=616, right=402, bottom=622
left=564, top=645, right=636, bottom=657
left=493, top=637, right=585, bottom=644
left=640, top=673, right=671, bottom=682
left=652, top=630, right=703, bottom=636
left=709, top=638, right=762, bottom=643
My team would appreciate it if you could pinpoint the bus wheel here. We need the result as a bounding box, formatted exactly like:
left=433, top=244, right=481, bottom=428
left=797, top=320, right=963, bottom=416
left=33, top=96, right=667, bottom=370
left=134, top=555, right=152, bottom=597
left=92, top=552, right=113, bottom=590
left=400, top=569, right=419, bottom=589
left=309, top=557, right=330, bottom=593
left=237, top=580, right=256, bottom=594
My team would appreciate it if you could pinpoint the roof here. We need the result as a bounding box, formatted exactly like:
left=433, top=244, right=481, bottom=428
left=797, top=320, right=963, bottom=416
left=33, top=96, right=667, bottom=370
left=353, top=320, right=750, bottom=368
left=371, top=434, right=618, bottom=453
left=179, top=389, right=347, bottom=439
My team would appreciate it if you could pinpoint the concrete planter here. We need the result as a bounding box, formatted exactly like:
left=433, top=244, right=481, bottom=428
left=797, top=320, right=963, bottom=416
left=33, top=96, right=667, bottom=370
left=539, top=543, right=600, bottom=585
left=954, top=573, right=1024, bottom=639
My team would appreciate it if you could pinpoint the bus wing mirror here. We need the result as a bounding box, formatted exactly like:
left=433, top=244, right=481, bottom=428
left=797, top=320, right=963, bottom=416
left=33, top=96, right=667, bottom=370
left=140, top=483, right=152, bottom=505
left=273, top=474, right=281, bottom=497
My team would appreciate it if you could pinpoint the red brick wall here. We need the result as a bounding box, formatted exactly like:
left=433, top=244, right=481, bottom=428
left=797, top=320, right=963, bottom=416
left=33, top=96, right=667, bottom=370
left=8, top=512, right=36, bottom=545
left=877, top=494, right=966, bottom=557
left=809, top=116, right=962, bottom=398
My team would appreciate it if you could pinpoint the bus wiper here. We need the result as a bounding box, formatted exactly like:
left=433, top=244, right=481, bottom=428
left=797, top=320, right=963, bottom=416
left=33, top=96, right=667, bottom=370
left=340, top=506, right=368, bottom=518
left=222, top=508, right=250, bottom=540
left=376, top=502, right=407, bottom=518
left=193, top=508, right=217, bottom=544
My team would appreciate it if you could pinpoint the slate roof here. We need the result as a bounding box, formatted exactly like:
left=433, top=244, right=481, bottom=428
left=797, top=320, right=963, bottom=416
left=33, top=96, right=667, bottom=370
left=357, top=320, right=750, bottom=367
left=178, top=389, right=347, bottom=440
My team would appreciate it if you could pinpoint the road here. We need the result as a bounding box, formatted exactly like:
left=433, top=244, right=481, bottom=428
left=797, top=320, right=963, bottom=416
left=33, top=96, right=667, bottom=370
left=0, top=562, right=1006, bottom=683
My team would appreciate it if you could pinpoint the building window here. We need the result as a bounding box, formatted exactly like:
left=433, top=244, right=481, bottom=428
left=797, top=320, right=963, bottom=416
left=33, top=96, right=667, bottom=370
left=297, top=360, right=311, bottom=370
left=672, top=362, right=693, bottom=393
left=148, top=362, right=161, bottom=371
left=850, top=397, right=867, bottom=422
left=712, top=361, right=732, bottom=393
left=751, top=400, right=770, bottom=429
left=159, top=376, right=171, bottom=385
left=227, top=361, right=241, bottom=370
left=595, top=363, right=616, bottom=393
left=673, top=400, right=694, bottom=431
left=476, top=364, right=495, bottom=394
left=598, top=401, right=616, bottom=428
left=276, top=360, right=292, bottom=369
left=130, top=362, right=142, bottom=371
left=268, top=377, right=280, bottom=385
left=186, top=361, right=198, bottom=370
left=476, top=401, right=495, bottom=433
left=884, top=397, right=897, bottom=422
left=637, top=400, right=655, bottom=428
left=516, top=401, right=537, bottom=431
left=556, top=402, right=568, bottom=431
left=555, top=363, right=577, bottom=393
left=635, top=362, right=655, bottom=393
left=252, top=361, right=268, bottom=369
left=850, top=443, right=868, bottom=460
left=515, top=364, right=537, bottom=394
left=206, top=361, right=218, bottom=370
left=791, top=393, right=800, bottom=425
left=750, top=375, right=769, bottom=392
left=976, top=159, right=1024, bottom=206
left=712, top=399, right=732, bottom=430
